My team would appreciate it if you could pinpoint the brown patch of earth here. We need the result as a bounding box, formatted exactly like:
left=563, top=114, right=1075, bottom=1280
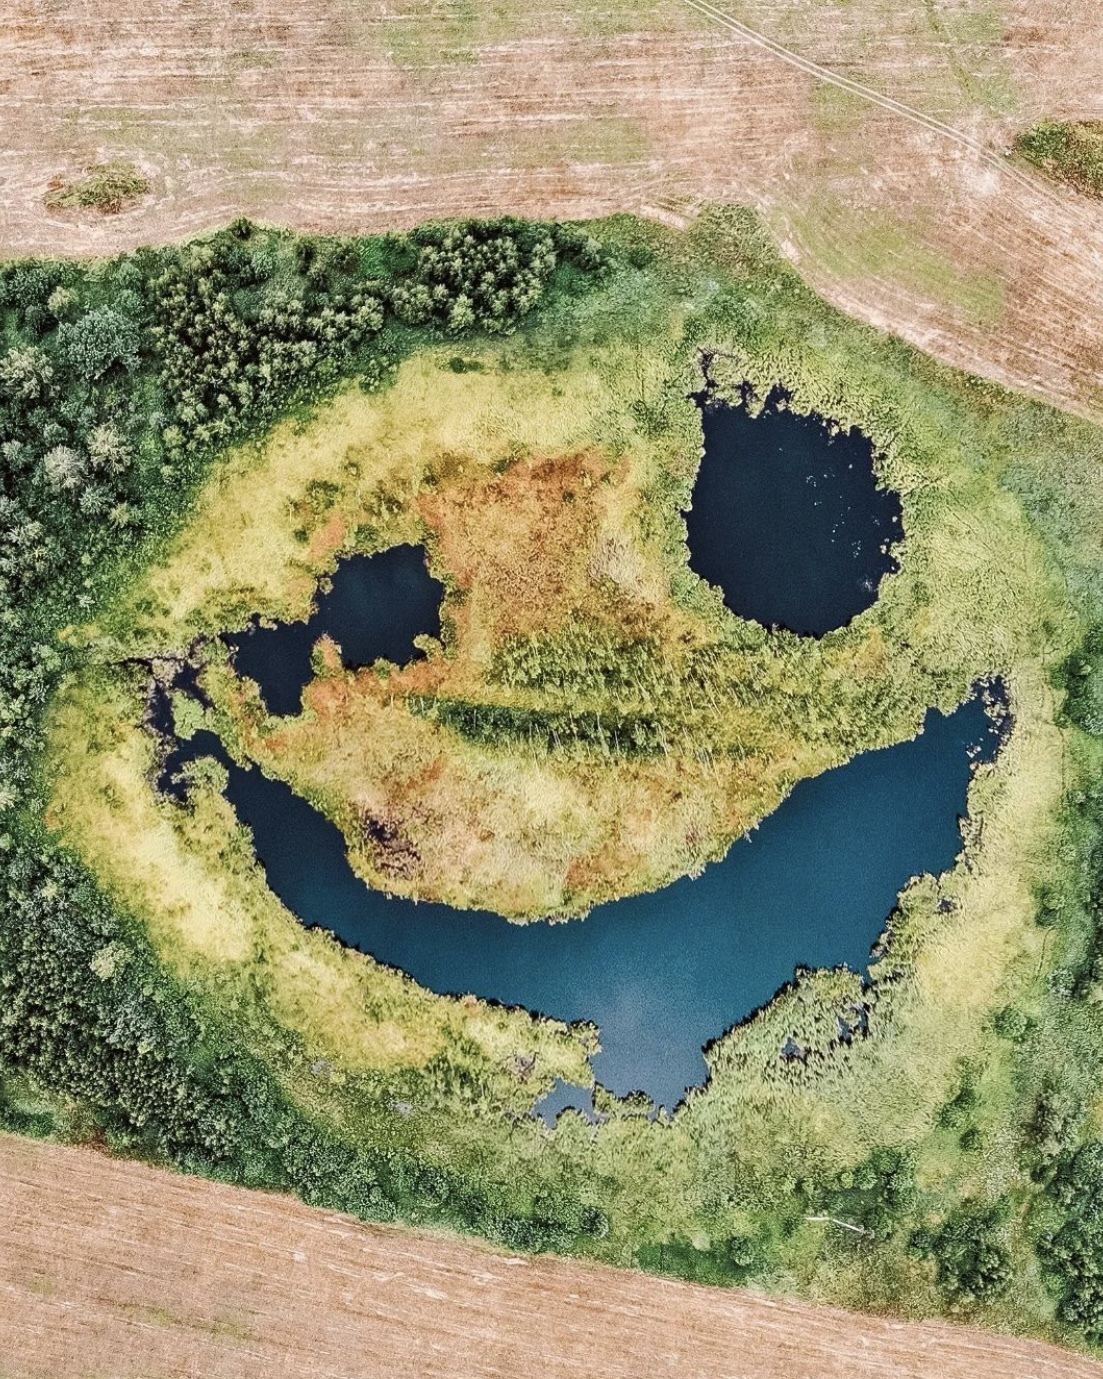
left=420, top=448, right=621, bottom=650
left=1, top=1129, right=1099, bottom=1379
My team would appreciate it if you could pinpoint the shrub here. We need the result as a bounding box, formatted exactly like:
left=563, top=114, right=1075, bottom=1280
left=390, top=219, right=558, bottom=334
left=993, top=1005, right=1033, bottom=1042
left=1041, top=1143, right=1103, bottom=1337
left=45, top=161, right=150, bottom=214
left=913, top=1203, right=1012, bottom=1309
left=57, top=307, right=140, bottom=380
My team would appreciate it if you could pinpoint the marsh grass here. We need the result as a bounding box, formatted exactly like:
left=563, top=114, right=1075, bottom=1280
left=39, top=206, right=1103, bottom=1335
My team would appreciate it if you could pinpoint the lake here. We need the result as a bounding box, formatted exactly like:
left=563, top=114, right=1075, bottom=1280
left=686, top=393, right=902, bottom=636
left=227, top=544, right=444, bottom=716
left=161, top=690, right=1003, bottom=1112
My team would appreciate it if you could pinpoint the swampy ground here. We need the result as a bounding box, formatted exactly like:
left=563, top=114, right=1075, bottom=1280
left=21, top=204, right=1103, bottom=1350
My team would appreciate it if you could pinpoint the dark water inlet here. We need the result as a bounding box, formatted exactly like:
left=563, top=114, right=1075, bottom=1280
left=686, top=394, right=902, bottom=636
left=162, top=691, right=1004, bottom=1113
left=227, top=544, right=444, bottom=716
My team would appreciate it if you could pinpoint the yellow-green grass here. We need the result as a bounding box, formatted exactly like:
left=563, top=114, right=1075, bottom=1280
left=86, top=226, right=1061, bottom=919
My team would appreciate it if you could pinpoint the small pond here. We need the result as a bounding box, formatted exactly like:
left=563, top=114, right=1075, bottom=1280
left=227, top=544, right=444, bottom=716
left=686, top=392, right=902, bottom=636
left=161, top=690, right=1004, bottom=1113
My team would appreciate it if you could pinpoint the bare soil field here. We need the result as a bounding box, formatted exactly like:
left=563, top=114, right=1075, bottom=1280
left=0, top=1130, right=1098, bottom=1379
left=3, top=0, right=1103, bottom=417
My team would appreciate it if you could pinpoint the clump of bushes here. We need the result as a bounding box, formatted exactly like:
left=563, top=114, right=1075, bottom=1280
left=1017, top=121, right=1103, bottom=198
left=45, top=161, right=150, bottom=214
left=149, top=233, right=388, bottom=456
left=1040, top=1143, right=1103, bottom=1338
left=636, top=1232, right=763, bottom=1286
left=911, top=1202, right=1012, bottom=1309
left=818, top=1146, right=917, bottom=1239
left=390, top=219, right=604, bottom=334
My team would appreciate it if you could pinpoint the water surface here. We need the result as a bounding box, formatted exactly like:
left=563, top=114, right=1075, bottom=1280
left=227, top=544, right=444, bottom=716
left=163, top=693, right=1002, bottom=1111
left=686, top=395, right=902, bottom=636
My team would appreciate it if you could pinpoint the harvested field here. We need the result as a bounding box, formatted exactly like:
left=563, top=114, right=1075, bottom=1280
left=0, top=1129, right=1099, bottom=1379
left=4, top=1, right=1103, bottom=416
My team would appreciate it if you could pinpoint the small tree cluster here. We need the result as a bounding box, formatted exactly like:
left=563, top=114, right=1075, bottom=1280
left=911, top=1202, right=1012, bottom=1309
left=390, top=220, right=560, bottom=334
left=1040, top=1142, right=1103, bottom=1337
left=818, top=1146, right=917, bottom=1238
left=149, top=232, right=385, bottom=456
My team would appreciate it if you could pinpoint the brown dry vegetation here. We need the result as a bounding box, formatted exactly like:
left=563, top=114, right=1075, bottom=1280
left=1, top=1128, right=1100, bottom=1379
left=3, top=0, right=1103, bottom=419
left=420, top=449, right=611, bottom=645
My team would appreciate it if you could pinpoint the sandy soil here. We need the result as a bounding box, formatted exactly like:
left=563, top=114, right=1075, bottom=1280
left=3, top=1, right=1103, bottom=417
left=0, top=1129, right=1098, bottom=1379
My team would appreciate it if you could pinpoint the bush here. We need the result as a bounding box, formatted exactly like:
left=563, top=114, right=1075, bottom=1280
left=57, top=307, right=140, bottom=380
left=913, top=1203, right=1012, bottom=1309
left=993, top=1005, right=1033, bottom=1043
left=1040, top=1142, right=1103, bottom=1337
left=390, top=219, right=558, bottom=334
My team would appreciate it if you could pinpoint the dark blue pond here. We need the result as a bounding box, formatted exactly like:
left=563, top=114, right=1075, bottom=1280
left=227, top=544, right=444, bottom=716
left=162, top=691, right=1003, bottom=1112
left=686, top=394, right=902, bottom=636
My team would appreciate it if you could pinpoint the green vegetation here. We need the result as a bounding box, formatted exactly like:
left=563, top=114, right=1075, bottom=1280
left=912, top=1201, right=1013, bottom=1310
left=8, top=206, right=1103, bottom=1353
left=1017, top=121, right=1103, bottom=198
left=44, top=161, right=150, bottom=215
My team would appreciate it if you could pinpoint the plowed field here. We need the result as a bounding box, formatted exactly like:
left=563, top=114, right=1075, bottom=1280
left=3, top=0, right=1103, bottom=416
left=0, top=1131, right=1099, bottom=1379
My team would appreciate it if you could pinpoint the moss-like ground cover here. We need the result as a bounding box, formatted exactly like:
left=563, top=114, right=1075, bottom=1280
left=7, top=207, right=1103, bottom=1349
left=1017, top=120, right=1103, bottom=198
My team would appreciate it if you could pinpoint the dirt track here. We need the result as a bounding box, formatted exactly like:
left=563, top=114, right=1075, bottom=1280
left=0, top=1130, right=1097, bottom=1379
left=3, top=0, right=1103, bottom=418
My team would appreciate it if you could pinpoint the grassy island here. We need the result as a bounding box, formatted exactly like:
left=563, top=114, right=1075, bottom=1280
left=1018, top=120, right=1103, bottom=198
